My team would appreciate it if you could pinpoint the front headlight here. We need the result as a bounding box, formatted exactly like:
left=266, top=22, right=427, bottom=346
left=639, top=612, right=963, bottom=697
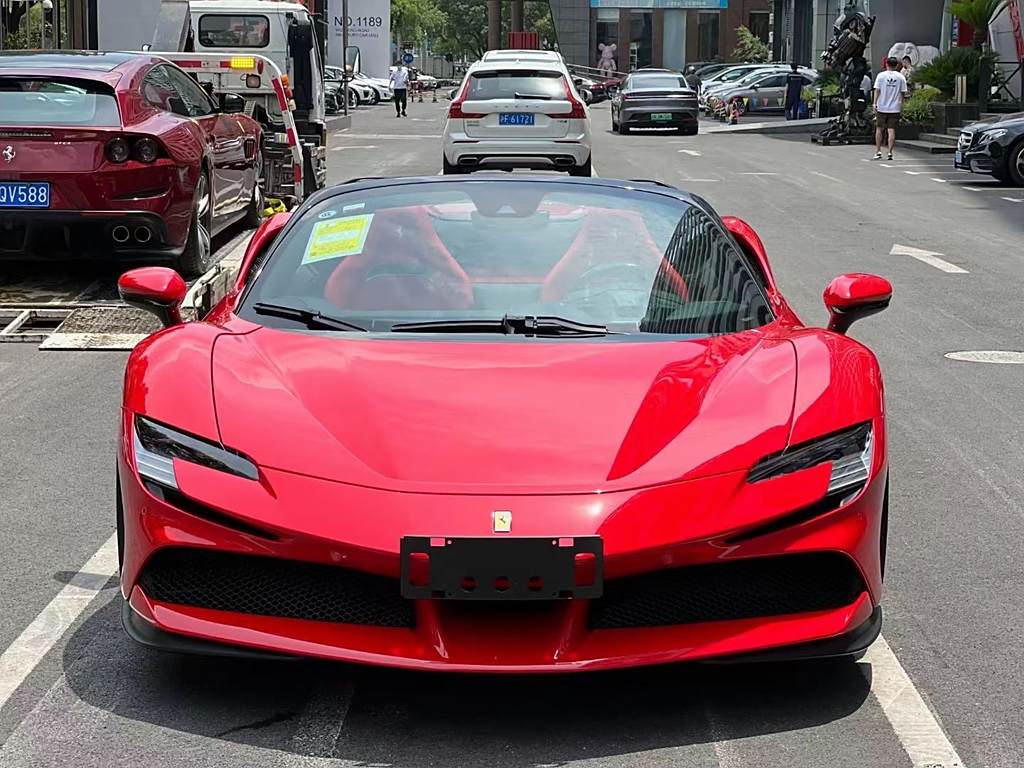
left=133, top=415, right=259, bottom=489
left=748, top=422, right=873, bottom=496
left=978, top=128, right=1008, bottom=145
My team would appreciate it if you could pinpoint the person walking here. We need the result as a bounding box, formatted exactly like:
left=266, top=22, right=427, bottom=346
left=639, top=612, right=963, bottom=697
left=390, top=62, right=409, bottom=117
left=784, top=63, right=803, bottom=121
left=872, top=56, right=908, bottom=160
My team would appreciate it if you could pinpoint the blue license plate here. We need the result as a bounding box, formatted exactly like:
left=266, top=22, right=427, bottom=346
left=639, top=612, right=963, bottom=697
left=0, top=182, right=50, bottom=209
left=954, top=150, right=963, bottom=165
left=499, top=113, right=535, bottom=126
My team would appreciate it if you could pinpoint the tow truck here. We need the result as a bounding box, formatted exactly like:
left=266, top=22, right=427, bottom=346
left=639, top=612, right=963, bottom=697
left=107, top=0, right=330, bottom=204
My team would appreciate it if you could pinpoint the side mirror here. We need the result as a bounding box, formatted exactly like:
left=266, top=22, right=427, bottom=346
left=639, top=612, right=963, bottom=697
left=824, top=273, right=892, bottom=334
left=219, top=92, right=246, bottom=114
left=118, top=267, right=187, bottom=328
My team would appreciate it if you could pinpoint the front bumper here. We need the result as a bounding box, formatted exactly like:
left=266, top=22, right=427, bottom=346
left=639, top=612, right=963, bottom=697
left=118, top=427, right=886, bottom=672
left=954, top=145, right=1002, bottom=175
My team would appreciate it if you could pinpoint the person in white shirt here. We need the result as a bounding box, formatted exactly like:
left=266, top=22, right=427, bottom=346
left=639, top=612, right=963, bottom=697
left=872, top=56, right=908, bottom=160
left=389, top=63, right=410, bottom=117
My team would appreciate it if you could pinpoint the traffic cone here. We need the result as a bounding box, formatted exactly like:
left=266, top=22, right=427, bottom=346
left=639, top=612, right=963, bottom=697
left=729, top=100, right=740, bottom=125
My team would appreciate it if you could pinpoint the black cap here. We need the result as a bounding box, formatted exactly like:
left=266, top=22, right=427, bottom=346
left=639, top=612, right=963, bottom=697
left=887, top=56, right=899, bottom=68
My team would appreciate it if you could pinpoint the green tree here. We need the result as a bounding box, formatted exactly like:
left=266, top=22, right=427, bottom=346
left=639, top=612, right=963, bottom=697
left=434, top=0, right=488, bottom=60
left=730, top=25, right=769, bottom=63
left=950, top=0, right=1008, bottom=49
left=391, top=0, right=446, bottom=47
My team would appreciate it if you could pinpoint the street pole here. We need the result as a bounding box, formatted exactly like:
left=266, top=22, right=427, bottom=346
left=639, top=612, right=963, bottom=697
left=341, top=0, right=349, bottom=117
left=511, top=0, right=523, bottom=34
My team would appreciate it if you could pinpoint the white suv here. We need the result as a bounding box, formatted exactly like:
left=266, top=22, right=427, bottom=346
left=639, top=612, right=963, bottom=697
left=442, top=60, right=593, bottom=176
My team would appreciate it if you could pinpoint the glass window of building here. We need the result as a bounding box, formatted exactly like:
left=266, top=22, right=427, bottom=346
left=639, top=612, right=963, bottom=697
left=595, top=9, right=619, bottom=69
left=630, top=10, right=653, bottom=70
left=697, top=12, right=720, bottom=61
left=748, top=11, right=770, bottom=44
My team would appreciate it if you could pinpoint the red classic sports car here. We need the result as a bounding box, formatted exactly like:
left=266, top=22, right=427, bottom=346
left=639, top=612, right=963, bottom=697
left=0, top=51, right=263, bottom=276
left=116, top=176, right=892, bottom=671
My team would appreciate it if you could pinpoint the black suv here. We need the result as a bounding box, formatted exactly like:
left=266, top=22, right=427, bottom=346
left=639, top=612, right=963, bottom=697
left=955, top=112, right=1024, bottom=185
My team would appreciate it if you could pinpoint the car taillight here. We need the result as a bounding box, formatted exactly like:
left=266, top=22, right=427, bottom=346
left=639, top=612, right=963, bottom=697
left=105, top=137, right=130, bottom=163
left=549, top=77, right=587, bottom=119
left=132, top=138, right=159, bottom=163
left=449, top=100, right=484, bottom=119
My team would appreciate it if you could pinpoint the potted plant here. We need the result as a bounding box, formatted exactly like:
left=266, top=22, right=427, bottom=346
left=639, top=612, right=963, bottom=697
left=896, top=86, right=942, bottom=139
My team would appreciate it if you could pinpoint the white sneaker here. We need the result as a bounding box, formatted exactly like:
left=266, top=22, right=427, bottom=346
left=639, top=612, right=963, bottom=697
left=872, top=152, right=883, bottom=160
left=887, top=153, right=894, bottom=161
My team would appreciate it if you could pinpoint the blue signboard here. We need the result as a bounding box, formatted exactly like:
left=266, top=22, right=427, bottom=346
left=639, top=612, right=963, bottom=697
left=402, top=52, right=415, bottom=65
left=589, top=0, right=727, bottom=8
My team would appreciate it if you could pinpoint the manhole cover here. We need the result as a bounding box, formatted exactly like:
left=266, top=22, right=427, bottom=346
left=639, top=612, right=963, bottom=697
left=945, top=350, right=1024, bottom=364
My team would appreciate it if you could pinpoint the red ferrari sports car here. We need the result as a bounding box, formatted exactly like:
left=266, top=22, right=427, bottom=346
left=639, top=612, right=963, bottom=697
left=0, top=51, right=263, bottom=276
left=116, top=175, right=892, bottom=672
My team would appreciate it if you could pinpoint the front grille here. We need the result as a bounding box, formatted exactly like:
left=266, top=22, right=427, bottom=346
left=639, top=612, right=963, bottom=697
left=958, top=131, right=974, bottom=151
left=589, top=553, right=865, bottom=630
left=139, top=548, right=415, bottom=628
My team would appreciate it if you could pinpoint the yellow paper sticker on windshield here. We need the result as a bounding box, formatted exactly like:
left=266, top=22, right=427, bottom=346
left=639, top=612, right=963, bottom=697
left=301, top=214, right=374, bottom=265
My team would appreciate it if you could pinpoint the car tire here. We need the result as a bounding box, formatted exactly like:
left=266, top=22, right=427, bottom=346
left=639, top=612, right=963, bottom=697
left=369, top=89, right=381, bottom=105
left=1008, top=139, right=1024, bottom=186
left=242, top=151, right=265, bottom=229
left=175, top=170, right=213, bottom=278
left=442, top=156, right=464, bottom=175
left=569, top=156, right=592, bottom=177
left=617, top=120, right=629, bottom=135
left=680, top=125, right=699, bottom=136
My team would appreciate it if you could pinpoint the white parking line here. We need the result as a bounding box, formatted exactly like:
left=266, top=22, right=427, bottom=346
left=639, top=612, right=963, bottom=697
left=1002, top=197, right=1024, bottom=203
left=677, top=149, right=702, bottom=157
left=930, top=178, right=949, bottom=183
left=810, top=171, right=842, bottom=183
left=865, top=637, right=965, bottom=768
left=891, top=244, right=969, bottom=273
left=0, top=534, right=118, bottom=710
left=737, top=172, right=778, bottom=176
left=904, top=170, right=964, bottom=175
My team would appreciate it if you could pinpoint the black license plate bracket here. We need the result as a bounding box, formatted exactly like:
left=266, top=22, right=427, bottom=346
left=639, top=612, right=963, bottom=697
left=400, top=536, right=603, bottom=600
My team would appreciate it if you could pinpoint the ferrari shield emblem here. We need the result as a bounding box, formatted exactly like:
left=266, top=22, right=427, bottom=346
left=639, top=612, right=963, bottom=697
left=492, top=510, right=512, bottom=533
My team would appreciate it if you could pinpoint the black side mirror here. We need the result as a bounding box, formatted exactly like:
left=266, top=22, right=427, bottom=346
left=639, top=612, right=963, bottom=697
left=219, top=92, right=246, bottom=114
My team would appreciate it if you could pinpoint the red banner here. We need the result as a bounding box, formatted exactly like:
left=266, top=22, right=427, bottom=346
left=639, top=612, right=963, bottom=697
left=1011, top=0, right=1024, bottom=62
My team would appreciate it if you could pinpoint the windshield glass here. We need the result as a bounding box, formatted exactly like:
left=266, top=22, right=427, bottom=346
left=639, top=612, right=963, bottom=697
left=0, top=77, right=120, bottom=127
left=716, top=67, right=761, bottom=83
left=198, top=14, right=270, bottom=48
left=241, top=182, right=774, bottom=338
left=467, top=70, right=566, bottom=100
left=630, top=75, right=689, bottom=90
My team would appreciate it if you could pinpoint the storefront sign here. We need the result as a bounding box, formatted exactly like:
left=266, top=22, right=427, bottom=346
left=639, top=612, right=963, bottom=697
left=328, top=0, right=392, bottom=79
left=589, top=0, right=727, bottom=8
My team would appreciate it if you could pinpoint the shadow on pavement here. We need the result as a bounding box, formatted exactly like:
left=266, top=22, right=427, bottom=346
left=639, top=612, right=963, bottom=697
left=62, top=598, right=872, bottom=765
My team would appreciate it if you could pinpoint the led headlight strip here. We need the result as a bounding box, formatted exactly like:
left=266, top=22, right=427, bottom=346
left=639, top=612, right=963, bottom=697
left=133, top=415, right=259, bottom=489
left=748, top=422, right=873, bottom=494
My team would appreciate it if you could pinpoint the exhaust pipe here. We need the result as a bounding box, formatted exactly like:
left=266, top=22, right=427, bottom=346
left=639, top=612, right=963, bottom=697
left=134, top=226, right=152, bottom=244
left=554, top=157, right=574, bottom=167
left=111, top=225, right=130, bottom=244
left=459, top=157, right=480, bottom=166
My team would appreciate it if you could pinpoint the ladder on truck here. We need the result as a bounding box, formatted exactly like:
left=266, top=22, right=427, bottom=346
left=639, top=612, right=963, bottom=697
left=138, top=51, right=312, bottom=204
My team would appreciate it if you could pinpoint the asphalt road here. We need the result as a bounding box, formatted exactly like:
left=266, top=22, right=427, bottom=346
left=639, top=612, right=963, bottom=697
left=2, top=97, right=1023, bottom=768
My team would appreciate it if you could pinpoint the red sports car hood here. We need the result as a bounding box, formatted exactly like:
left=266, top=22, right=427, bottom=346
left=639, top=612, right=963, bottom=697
left=211, top=327, right=797, bottom=494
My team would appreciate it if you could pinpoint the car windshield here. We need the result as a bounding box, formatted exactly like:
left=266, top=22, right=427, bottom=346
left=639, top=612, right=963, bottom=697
left=198, top=14, right=270, bottom=48
left=241, top=181, right=774, bottom=338
left=467, top=70, right=567, bottom=100
left=0, top=77, right=120, bottom=127
left=630, top=75, right=688, bottom=90
left=716, top=67, right=761, bottom=83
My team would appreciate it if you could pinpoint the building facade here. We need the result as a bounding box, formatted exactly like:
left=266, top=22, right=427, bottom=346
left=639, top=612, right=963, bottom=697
left=549, top=0, right=772, bottom=72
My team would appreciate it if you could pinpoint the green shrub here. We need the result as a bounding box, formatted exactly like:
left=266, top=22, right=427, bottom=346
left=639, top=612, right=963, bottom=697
left=730, top=26, right=770, bottom=64
left=914, top=47, right=1000, bottom=97
left=901, top=86, right=942, bottom=125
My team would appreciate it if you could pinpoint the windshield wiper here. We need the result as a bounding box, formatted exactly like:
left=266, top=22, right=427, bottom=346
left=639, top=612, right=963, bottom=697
left=391, top=314, right=612, bottom=337
left=514, top=91, right=552, bottom=100
left=252, top=302, right=367, bottom=332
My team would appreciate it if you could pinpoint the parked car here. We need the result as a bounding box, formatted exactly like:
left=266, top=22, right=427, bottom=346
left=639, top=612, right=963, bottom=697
left=115, top=174, right=893, bottom=670
left=0, top=51, right=264, bottom=276
left=712, top=69, right=818, bottom=116
left=325, top=66, right=392, bottom=105
left=697, top=64, right=790, bottom=107
left=610, top=69, right=699, bottom=135
left=443, top=59, right=592, bottom=175
left=955, top=112, right=1024, bottom=186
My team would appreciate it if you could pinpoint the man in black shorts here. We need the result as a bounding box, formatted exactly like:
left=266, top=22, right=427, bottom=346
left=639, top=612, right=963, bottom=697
left=872, top=56, right=908, bottom=160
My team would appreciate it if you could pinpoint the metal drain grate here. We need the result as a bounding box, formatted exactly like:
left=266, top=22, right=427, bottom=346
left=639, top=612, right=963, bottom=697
left=0, top=309, right=73, bottom=343
left=39, top=306, right=160, bottom=351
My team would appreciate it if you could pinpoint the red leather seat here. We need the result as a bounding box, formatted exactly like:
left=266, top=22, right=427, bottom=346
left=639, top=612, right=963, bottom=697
left=324, top=207, right=474, bottom=311
left=541, top=209, right=688, bottom=302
